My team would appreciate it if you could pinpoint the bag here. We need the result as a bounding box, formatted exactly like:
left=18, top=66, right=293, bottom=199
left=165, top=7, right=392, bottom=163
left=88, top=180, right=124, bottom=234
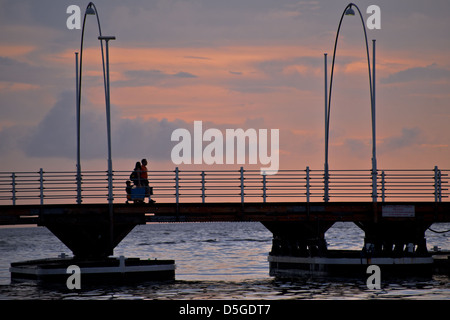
left=130, top=171, right=138, bottom=181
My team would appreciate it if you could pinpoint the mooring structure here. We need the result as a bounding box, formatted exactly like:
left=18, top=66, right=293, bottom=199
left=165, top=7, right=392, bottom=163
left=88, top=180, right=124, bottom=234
left=0, top=167, right=449, bottom=278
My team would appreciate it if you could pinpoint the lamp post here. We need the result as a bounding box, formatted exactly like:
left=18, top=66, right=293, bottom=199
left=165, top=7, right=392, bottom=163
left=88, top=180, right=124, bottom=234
left=98, top=35, right=116, bottom=210
left=75, top=51, right=80, bottom=204
left=324, top=3, right=377, bottom=202
left=76, top=2, right=107, bottom=204
left=98, top=35, right=116, bottom=256
left=75, top=2, right=116, bottom=255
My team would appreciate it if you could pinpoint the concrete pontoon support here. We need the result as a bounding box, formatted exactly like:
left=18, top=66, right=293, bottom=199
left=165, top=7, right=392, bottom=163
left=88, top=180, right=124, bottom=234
left=38, top=209, right=145, bottom=259
left=262, top=221, right=334, bottom=257
left=355, top=221, right=432, bottom=257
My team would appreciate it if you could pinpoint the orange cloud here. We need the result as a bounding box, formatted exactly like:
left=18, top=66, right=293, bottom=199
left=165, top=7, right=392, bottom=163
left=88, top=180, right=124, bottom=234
left=0, top=81, right=40, bottom=92
left=72, top=45, right=323, bottom=124
left=0, top=45, right=36, bottom=58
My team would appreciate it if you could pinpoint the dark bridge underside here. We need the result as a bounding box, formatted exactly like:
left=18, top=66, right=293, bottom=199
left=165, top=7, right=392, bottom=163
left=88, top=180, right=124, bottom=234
left=1, top=201, right=450, bottom=224
left=40, top=210, right=145, bottom=259
left=1, top=202, right=449, bottom=259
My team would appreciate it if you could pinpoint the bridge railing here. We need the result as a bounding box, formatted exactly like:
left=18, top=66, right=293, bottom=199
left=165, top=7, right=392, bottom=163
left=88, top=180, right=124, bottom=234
left=0, top=167, right=447, bottom=205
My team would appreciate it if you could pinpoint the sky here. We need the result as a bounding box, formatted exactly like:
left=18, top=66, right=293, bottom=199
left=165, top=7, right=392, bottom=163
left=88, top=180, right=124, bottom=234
left=1, top=0, right=450, bottom=174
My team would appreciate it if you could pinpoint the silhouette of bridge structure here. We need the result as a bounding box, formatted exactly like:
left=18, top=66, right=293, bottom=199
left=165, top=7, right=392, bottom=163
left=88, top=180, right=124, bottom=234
left=1, top=167, right=449, bottom=264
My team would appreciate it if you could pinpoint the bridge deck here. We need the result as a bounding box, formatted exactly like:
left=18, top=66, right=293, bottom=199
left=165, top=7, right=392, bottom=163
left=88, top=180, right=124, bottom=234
left=1, top=201, right=449, bottom=225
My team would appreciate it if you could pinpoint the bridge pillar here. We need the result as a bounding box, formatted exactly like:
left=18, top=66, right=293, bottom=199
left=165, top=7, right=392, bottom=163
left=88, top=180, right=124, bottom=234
left=38, top=209, right=145, bottom=259
left=355, top=221, right=432, bottom=257
left=262, top=221, right=334, bottom=257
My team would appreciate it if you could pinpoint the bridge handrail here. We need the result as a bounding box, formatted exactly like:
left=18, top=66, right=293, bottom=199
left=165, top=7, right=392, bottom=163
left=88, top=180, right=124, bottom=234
left=0, top=167, right=447, bottom=205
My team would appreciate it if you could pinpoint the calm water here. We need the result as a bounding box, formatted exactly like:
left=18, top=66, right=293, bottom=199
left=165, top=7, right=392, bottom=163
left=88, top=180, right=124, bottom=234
left=0, top=222, right=448, bottom=300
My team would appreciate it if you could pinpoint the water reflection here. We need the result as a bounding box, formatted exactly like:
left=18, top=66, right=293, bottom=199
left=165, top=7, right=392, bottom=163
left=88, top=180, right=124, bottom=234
left=4, top=275, right=447, bottom=300
left=0, top=222, right=449, bottom=299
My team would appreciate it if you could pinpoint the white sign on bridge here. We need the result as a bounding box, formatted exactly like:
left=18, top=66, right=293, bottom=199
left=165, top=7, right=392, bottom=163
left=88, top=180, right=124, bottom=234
left=382, top=205, right=415, bottom=218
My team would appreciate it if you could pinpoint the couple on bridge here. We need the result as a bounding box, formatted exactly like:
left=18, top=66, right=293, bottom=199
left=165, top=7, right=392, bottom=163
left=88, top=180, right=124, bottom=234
left=126, top=158, right=155, bottom=204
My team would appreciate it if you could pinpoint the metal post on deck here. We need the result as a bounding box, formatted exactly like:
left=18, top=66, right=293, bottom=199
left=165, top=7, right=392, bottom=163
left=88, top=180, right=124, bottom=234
left=201, top=171, right=205, bottom=203
left=98, top=36, right=115, bottom=208
left=262, top=171, right=267, bottom=203
left=381, top=170, right=385, bottom=202
left=175, top=167, right=179, bottom=205
left=75, top=52, right=82, bottom=205
left=11, top=172, right=16, bottom=205
left=240, top=167, right=244, bottom=204
left=434, top=166, right=442, bottom=203
left=434, top=166, right=438, bottom=202
left=372, top=168, right=378, bottom=203
left=324, top=168, right=329, bottom=202
left=306, top=166, right=310, bottom=203
left=324, top=53, right=329, bottom=203
left=39, top=168, right=44, bottom=205
left=371, top=39, right=378, bottom=203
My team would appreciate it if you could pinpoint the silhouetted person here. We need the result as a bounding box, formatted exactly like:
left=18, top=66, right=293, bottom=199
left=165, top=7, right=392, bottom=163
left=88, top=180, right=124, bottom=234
left=141, top=158, right=149, bottom=187
left=130, top=162, right=142, bottom=187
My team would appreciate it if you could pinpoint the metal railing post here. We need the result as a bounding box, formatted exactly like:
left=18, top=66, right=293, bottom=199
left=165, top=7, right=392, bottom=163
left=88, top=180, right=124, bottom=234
left=201, top=171, right=205, bottom=203
left=76, top=168, right=82, bottom=204
left=12, top=172, right=16, bottom=205
left=381, top=170, right=385, bottom=202
left=434, top=166, right=437, bottom=203
left=175, top=167, right=179, bottom=205
left=240, top=167, right=244, bottom=204
left=372, top=168, right=378, bottom=202
left=39, top=168, right=44, bottom=205
left=262, top=171, right=267, bottom=203
left=434, top=166, right=442, bottom=203
left=324, top=166, right=329, bottom=202
left=306, top=166, right=310, bottom=203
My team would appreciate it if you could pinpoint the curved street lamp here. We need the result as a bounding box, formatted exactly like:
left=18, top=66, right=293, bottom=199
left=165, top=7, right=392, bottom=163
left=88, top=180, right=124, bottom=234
left=75, top=2, right=116, bottom=254
left=324, top=3, right=377, bottom=202
left=76, top=2, right=103, bottom=205
left=76, top=2, right=115, bottom=207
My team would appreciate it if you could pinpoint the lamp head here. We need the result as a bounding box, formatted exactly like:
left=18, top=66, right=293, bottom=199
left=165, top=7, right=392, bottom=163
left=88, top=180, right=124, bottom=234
left=345, top=5, right=355, bottom=16
left=86, top=4, right=96, bottom=15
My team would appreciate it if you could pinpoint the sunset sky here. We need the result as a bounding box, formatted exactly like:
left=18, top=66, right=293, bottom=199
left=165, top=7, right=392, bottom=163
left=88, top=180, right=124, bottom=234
left=1, top=0, right=449, bottom=174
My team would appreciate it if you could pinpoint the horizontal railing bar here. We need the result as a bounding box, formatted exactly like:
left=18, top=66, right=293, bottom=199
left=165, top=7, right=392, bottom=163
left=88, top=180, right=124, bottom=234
left=1, top=168, right=449, bottom=205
